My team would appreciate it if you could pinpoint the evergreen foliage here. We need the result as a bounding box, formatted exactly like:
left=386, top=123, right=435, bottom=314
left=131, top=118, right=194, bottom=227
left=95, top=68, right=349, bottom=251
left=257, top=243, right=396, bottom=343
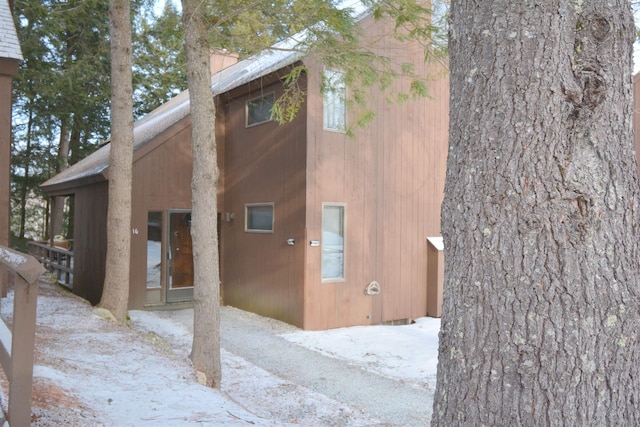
left=10, top=0, right=189, bottom=239
left=10, top=0, right=449, bottom=236
left=11, top=0, right=111, bottom=239
left=132, top=1, right=187, bottom=118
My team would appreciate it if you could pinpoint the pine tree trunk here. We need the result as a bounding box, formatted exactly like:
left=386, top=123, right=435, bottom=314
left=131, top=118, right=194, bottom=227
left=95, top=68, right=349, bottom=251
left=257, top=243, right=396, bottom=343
left=432, top=1, right=640, bottom=425
left=18, top=109, right=33, bottom=240
left=99, top=0, right=134, bottom=325
left=182, top=0, right=222, bottom=388
left=51, top=115, right=70, bottom=239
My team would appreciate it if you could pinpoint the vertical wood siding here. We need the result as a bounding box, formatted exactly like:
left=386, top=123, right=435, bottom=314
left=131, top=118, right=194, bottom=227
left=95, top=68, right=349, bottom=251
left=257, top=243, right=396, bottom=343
left=0, top=66, right=16, bottom=253
left=128, top=118, right=194, bottom=308
left=56, top=14, right=449, bottom=328
left=221, top=76, right=308, bottom=327
left=71, top=181, right=108, bottom=305
left=303, top=15, right=449, bottom=330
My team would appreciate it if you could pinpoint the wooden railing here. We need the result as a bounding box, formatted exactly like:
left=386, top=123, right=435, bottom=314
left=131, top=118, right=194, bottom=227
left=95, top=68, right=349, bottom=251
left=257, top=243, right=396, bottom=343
left=28, top=241, right=73, bottom=289
left=0, top=245, right=44, bottom=426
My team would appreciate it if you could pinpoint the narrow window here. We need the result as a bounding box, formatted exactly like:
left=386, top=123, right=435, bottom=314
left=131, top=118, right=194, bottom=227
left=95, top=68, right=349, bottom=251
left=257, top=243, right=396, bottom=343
left=323, top=70, right=346, bottom=131
left=246, top=93, right=275, bottom=126
left=430, top=0, right=449, bottom=49
left=322, top=204, right=345, bottom=280
left=245, top=203, right=274, bottom=232
left=146, top=211, right=162, bottom=289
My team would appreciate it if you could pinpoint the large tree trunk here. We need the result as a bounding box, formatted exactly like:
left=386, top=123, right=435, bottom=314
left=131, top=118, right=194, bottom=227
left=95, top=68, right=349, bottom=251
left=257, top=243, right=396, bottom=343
left=182, top=0, right=222, bottom=388
left=432, top=1, right=640, bottom=425
left=99, top=0, right=134, bottom=325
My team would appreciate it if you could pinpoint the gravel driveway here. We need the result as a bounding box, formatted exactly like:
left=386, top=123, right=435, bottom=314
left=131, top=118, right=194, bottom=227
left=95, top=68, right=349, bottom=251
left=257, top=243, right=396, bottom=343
left=158, top=306, right=434, bottom=426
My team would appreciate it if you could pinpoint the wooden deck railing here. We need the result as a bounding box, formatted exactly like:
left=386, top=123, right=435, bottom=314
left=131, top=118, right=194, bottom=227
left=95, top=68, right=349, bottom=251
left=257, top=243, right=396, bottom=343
left=0, top=245, right=44, bottom=426
left=28, top=241, right=73, bottom=289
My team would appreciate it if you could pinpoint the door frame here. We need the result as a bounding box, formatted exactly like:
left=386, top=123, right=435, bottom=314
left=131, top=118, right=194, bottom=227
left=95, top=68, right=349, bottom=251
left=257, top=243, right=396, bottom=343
left=166, top=209, right=194, bottom=303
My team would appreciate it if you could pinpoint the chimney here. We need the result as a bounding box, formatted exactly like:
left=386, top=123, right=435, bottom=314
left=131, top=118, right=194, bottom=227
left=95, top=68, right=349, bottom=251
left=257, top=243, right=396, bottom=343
left=210, top=49, right=239, bottom=75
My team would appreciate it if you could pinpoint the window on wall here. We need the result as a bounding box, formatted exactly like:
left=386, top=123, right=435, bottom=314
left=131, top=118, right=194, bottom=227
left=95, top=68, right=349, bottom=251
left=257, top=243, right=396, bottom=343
left=146, top=211, right=162, bottom=289
left=246, top=92, right=275, bottom=126
left=245, top=203, right=274, bottom=232
left=322, top=204, right=345, bottom=281
left=431, top=0, right=449, bottom=49
left=323, top=70, right=346, bottom=131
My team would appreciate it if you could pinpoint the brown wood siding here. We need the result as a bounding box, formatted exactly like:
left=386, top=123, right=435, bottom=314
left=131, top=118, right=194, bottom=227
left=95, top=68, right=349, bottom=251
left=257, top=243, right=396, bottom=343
left=54, top=113, right=226, bottom=309
left=302, top=16, right=449, bottom=330
left=221, top=76, right=308, bottom=327
left=71, top=181, right=108, bottom=305
left=1, top=62, right=18, bottom=250
left=128, top=118, right=194, bottom=308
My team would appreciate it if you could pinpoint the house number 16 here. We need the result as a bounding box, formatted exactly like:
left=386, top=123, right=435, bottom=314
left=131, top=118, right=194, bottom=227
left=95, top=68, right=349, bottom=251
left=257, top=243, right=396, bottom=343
left=132, top=228, right=139, bottom=235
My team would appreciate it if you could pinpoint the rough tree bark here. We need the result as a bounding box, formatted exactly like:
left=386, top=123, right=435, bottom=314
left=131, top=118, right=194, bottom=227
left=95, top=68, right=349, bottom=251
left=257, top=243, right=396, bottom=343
left=432, top=1, right=640, bottom=425
left=98, top=0, right=134, bottom=325
left=181, top=0, right=222, bottom=387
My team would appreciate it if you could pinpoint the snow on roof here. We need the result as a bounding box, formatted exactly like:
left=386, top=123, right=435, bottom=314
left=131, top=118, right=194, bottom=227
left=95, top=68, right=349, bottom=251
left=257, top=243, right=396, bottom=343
left=42, top=89, right=193, bottom=190
left=0, top=0, right=22, bottom=61
left=41, top=0, right=369, bottom=191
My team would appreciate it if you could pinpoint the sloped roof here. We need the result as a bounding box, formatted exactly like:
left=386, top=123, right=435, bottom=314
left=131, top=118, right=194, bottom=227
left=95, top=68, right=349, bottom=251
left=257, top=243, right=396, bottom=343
left=0, top=0, right=22, bottom=61
left=41, top=0, right=369, bottom=192
left=42, top=89, right=193, bottom=190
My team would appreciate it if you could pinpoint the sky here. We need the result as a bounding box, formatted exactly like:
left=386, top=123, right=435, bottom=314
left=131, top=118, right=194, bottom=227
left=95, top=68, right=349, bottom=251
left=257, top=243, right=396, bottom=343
left=154, top=0, right=640, bottom=74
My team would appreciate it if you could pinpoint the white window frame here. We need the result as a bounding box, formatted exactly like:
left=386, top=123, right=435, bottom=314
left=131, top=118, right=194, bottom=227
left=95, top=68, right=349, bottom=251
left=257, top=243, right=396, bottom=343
left=245, top=203, right=274, bottom=233
left=321, top=203, right=346, bottom=282
left=322, top=70, right=346, bottom=132
left=246, top=92, right=275, bottom=127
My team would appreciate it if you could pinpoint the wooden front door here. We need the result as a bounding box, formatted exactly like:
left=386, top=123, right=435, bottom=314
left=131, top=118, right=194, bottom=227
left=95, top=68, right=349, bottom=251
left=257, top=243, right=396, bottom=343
left=167, top=211, right=194, bottom=302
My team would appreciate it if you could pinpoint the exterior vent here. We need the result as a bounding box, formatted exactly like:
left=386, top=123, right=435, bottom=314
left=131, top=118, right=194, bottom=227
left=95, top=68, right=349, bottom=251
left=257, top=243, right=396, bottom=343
left=364, top=281, right=380, bottom=295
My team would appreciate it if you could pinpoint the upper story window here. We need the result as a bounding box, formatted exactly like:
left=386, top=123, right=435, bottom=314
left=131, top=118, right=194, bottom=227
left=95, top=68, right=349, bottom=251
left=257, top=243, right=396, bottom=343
left=323, top=70, right=346, bottom=132
left=245, top=203, right=274, bottom=233
left=246, top=93, right=275, bottom=127
left=431, top=0, right=449, bottom=49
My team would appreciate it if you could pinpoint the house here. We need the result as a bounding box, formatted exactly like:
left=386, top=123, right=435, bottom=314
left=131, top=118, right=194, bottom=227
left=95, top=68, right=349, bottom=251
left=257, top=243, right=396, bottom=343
left=1, top=0, right=23, bottom=289
left=41, top=4, right=449, bottom=330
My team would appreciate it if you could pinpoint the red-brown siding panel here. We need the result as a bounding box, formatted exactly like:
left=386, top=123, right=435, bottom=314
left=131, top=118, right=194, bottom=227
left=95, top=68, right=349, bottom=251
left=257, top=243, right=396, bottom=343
left=71, top=182, right=108, bottom=305
left=221, top=78, right=308, bottom=327
left=303, top=15, right=449, bottom=330
left=129, top=120, right=195, bottom=308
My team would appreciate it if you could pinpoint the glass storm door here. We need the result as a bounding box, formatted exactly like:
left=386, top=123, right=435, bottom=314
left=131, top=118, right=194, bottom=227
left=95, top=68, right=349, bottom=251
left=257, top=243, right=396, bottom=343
left=167, top=211, right=194, bottom=302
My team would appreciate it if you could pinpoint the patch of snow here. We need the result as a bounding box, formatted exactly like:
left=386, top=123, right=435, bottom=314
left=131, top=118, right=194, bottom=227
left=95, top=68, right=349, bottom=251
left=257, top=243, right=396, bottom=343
left=0, top=248, right=27, bottom=269
left=0, top=280, right=440, bottom=425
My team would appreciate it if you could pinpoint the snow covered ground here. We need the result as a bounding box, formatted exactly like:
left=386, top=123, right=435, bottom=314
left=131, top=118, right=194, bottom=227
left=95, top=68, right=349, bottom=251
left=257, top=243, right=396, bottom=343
left=0, top=278, right=440, bottom=426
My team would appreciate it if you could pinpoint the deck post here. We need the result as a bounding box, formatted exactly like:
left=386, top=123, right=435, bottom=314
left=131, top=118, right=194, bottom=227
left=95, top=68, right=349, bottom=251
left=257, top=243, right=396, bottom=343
left=0, top=245, right=44, bottom=426
left=7, top=274, right=38, bottom=426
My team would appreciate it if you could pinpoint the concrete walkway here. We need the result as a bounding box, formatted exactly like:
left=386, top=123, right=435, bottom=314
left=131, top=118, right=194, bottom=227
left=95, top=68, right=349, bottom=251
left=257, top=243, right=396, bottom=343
left=166, top=307, right=434, bottom=426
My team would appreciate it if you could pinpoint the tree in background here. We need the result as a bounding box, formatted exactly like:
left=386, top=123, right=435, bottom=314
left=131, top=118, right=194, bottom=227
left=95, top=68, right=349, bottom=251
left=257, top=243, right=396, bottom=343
left=10, top=0, right=187, bottom=242
left=133, top=1, right=187, bottom=118
left=99, top=0, right=135, bottom=325
left=12, top=0, right=112, bottom=241
left=433, top=0, right=640, bottom=424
